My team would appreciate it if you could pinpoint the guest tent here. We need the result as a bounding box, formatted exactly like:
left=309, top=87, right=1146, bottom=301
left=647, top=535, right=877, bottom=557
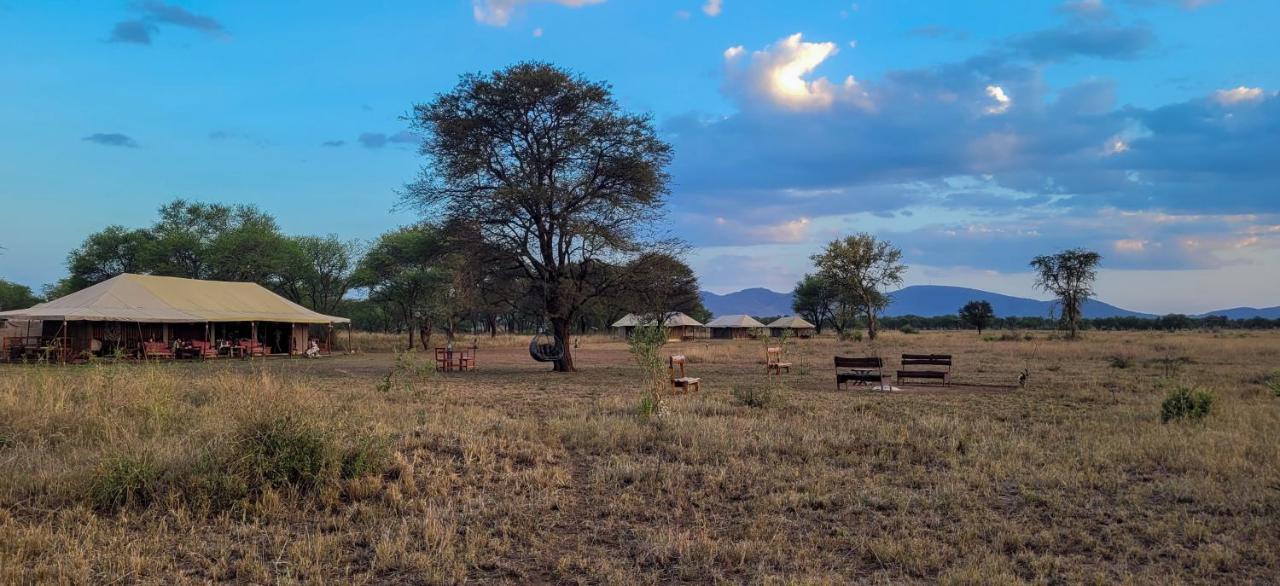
left=610, top=312, right=706, bottom=341
left=766, top=315, right=817, bottom=338
left=0, top=273, right=350, bottom=361
left=705, top=314, right=766, bottom=339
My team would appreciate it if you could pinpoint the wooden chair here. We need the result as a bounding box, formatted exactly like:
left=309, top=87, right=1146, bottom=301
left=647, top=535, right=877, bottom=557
left=766, top=346, right=791, bottom=375
left=456, top=348, right=475, bottom=371
left=669, top=355, right=701, bottom=393
left=834, top=356, right=886, bottom=390
left=435, top=348, right=452, bottom=371
left=142, top=341, right=174, bottom=360
left=897, top=354, right=952, bottom=385
left=238, top=339, right=266, bottom=358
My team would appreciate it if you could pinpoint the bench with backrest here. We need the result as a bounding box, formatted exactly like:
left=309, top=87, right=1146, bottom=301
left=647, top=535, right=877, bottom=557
left=897, top=354, right=952, bottom=384
left=766, top=346, right=791, bottom=375
left=669, top=355, right=701, bottom=393
left=834, top=356, right=887, bottom=390
left=142, top=341, right=174, bottom=360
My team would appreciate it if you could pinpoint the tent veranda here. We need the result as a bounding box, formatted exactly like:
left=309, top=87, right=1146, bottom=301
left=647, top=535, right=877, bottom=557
left=0, top=274, right=350, bottom=361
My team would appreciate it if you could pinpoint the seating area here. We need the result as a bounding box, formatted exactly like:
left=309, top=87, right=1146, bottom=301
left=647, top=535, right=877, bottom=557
left=832, top=353, right=954, bottom=390
left=766, top=346, right=791, bottom=375
left=668, top=355, right=700, bottom=393
left=435, top=347, right=477, bottom=372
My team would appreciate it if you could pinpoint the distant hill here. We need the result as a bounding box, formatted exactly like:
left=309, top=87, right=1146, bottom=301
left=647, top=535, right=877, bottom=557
left=700, top=285, right=1154, bottom=319
left=699, top=288, right=794, bottom=317
left=1197, top=307, right=1280, bottom=320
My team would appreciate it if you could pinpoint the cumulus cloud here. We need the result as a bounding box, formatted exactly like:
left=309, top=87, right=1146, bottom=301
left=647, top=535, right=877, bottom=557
left=107, top=1, right=227, bottom=45
left=702, top=0, right=722, bottom=17
left=1213, top=86, right=1265, bottom=105
left=472, top=0, right=605, bottom=26
left=722, top=33, right=872, bottom=111
left=985, top=85, right=1011, bottom=114
left=82, top=133, right=139, bottom=148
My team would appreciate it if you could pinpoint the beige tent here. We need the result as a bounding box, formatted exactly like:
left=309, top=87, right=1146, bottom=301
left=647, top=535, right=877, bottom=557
left=766, top=315, right=817, bottom=338
left=610, top=311, right=706, bottom=341
left=0, top=274, right=349, bottom=361
left=705, top=314, right=766, bottom=339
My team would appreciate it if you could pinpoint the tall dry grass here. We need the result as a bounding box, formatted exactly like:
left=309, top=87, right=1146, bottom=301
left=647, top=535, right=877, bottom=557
left=0, top=330, right=1278, bottom=582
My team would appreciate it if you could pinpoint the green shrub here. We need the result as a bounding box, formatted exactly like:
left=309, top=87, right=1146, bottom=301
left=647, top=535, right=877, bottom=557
left=238, top=415, right=334, bottom=492
left=732, top=385, right=776, bottom=409
left=340, top=436, right=391, bottom=480
left=90, top=454, right=161, bottom=512
left=1160, top=386, right=1215, bottom=423
left=899, top=324, right=918, bottom=335
left=1266, top=370, right=1280, bottom=397
left=636, top=395, right=663, bottom=420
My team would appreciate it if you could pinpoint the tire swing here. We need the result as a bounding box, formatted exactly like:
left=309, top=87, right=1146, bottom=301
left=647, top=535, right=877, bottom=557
left=528, top=329, right=564, bottom=363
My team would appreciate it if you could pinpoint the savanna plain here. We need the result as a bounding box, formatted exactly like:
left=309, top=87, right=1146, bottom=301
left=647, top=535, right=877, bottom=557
left=1, top=330, right=1278, bottom=584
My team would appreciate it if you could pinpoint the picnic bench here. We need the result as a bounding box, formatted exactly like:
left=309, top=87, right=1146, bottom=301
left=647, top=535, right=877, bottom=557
left=896, top=354, right=952, bottom=384
left=435, top=347, right=476, bottom=372
left=669, top=355, right=701, bottom=393
left=766, top=346, right=791, bottom=375
left=835, top=356, right=887, bottom=390
left=142, top=341, right=174, bottom=360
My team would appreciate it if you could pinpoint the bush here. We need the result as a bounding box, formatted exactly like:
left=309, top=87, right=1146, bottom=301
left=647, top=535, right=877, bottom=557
left=90, top=454, right=161, bottom=512
left=1266, top=370, right=1280, bottom=397
left=237, top=415, right=334, bottom=492
left=732, top=385, right=776, bottom=409
left=899, top=324, right=918, bottom=335
left=1109, top=354, right=1135, bottom=369
left=636, top=395, right=666, bottom=420
left=1160, top=386, right=1215, bottom=423
left=340, top=436, right=391, bottom=480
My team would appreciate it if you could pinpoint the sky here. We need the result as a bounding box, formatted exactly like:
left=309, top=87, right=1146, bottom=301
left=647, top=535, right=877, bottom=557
left=1, top=0, right=1278, bottom=314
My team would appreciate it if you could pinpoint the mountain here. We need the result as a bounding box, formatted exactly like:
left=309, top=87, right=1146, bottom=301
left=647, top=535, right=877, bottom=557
left=699, top=288, right=794, bottom=317
left=699, top=285, right=1154, bottom=319
left=883, top=286, right=1153, bottom=319
left=1197, top=307, right=1280, bottom=319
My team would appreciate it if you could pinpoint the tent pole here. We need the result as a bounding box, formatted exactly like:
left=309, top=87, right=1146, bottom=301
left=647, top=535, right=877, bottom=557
left=62, top=319, right=68, bottom=364
left=347, top=323, right=353, bottom=354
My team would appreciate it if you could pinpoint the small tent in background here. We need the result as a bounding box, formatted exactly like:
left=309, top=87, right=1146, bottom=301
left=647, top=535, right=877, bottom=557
left=705, top=314, right=765, bottom=339
left=661, top=312, right=706, bottom=341
left=766, top=315, right=817, bottom=338
left=611, top=313, right=644, bottom=338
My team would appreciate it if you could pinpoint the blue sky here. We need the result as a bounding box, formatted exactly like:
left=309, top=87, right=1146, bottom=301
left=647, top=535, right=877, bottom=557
left=1, top=0, right=1277, bottom=313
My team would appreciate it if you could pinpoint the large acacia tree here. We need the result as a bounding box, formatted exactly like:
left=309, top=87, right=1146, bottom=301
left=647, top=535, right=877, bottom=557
left=1031, top=248, right=1102, bottom=339
left=403, top=63, right=674, bottom=372
left=811, top=234, right=905, bottom=341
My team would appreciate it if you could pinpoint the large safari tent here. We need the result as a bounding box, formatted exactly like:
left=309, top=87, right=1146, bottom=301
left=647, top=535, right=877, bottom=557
left=705, top=314, right=766, bottom=339
left=0, top=274, right=350, bottom=361
left=766, top=315, right=817, bottom=338
left=610, top=312, right=706, bottom=341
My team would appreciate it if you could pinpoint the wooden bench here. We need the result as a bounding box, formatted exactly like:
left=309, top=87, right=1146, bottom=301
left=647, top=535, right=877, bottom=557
left=669, top=355, right=701, bottom=393
left=835, top=356, right=887, bottom=390
left=897, top=354, right=952, bottom=384
left=766, top=346, right=791, bottom=375
left=142, top=341, right=174, bottom=360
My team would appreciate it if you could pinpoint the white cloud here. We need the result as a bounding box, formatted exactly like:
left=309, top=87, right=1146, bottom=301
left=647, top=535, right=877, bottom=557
left=984, top=85, right=1011, bottom=114
left=723, top=33, right=872, bottom=111
left=702, top=0, right=722, bottom=17
left=1213, top=86, right=1264, bottom=105
left=472, top=0, right=604, bottom=27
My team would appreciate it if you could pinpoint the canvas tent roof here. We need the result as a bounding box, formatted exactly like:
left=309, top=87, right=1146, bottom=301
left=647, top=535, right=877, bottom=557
left=0, top=274, right=350, bottom=324
left=611, top=312, right=705, bottom=328
left=611, top=314, right=644, bottom=328
left=705, top=314, right=766, bottom=328
left=766, top=315, right=816, bottom=329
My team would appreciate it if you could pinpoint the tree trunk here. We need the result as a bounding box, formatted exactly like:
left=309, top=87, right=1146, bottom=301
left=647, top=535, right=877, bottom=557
left=488, top=314, right=497, bottom=338
left=551, top=317, right=575, bottom=372
left=407, top=319, right=415, bottom=350
left=866, top=308, right=879, bottom=341
left=419, top=321, right=433, bottom=351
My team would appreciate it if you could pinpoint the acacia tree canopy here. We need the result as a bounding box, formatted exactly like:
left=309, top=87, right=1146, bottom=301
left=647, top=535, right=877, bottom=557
left=811, top=234, right=905, bottom=341
left=1030, top=248, right=1102, bottom=339
left=402, top=62, right=675, bottom=372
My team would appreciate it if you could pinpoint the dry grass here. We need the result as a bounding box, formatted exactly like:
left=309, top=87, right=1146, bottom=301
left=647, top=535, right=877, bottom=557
left=2, top=330, right=1278, bottom=583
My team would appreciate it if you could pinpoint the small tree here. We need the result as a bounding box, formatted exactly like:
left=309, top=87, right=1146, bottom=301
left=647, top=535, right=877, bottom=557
left=811, top=234, right=905, bottom=341
left=1030, top=248, right=1102, bottom=339
left=958, top=300, right=995, bottom=335
left=792, top=274, right=834, bottom=334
